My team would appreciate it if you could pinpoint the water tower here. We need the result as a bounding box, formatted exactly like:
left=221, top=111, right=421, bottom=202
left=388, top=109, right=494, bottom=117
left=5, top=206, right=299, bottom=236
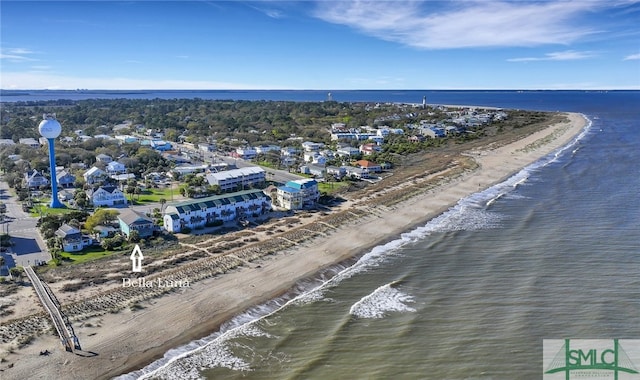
left=38, top=114, right=64, bottom=208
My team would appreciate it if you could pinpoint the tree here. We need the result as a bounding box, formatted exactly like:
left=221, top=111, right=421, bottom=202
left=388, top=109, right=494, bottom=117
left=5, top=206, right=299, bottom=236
left=128, top=230, right=140, bottom=243
left=74, top=189, right=88, bottom=209
left=159, top=198, right=167, bottom=212
left=84, top=209, right=120, bottom=231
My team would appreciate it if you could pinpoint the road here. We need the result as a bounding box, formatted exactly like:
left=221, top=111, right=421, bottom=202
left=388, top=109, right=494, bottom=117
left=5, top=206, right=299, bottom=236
left=175, top=142, right=305, bottom=184
left=0, top=179, right=50, bottom=271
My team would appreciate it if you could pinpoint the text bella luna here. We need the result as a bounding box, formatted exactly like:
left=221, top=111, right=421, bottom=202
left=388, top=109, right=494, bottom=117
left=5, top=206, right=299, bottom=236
left=122, top=277, right=190, bottom=288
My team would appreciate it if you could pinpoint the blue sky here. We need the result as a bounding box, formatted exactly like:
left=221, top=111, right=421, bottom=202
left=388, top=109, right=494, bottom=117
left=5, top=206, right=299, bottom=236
left=1, top=0, right=639, bottom=90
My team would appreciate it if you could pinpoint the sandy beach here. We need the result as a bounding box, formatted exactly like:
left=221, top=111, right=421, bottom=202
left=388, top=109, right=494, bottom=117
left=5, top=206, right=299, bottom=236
left=0, top=112, right=587, bottom=380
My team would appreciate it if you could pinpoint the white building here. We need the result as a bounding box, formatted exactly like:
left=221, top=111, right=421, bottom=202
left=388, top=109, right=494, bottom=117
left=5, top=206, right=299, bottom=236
left=205, top=167, right=266, bottom=192
left=163, top=189, right=271, bottom=233
left=89, top=185, right=127, bottom=207
left=277, top=179, right=319, bottom=209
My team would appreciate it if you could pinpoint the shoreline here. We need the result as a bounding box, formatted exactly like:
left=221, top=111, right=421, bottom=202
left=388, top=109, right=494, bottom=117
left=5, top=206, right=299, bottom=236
left=0, top=112, right=589, bottom=380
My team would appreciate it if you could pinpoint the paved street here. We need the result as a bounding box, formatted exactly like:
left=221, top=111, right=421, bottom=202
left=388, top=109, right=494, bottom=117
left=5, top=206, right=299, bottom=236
left=0, top=179, right=50, bottom=272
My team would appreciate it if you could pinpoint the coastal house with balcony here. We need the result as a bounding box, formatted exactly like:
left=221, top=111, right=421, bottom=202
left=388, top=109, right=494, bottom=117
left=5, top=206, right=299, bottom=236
left=162, top=189, right=271, bottom=233
left=55, top=224, right=93, bottom=252
left=280, top=179, right=319, bottom=208
left=118, top=209, right=155, bottom=239
left=106, top=161, right=127, bottom=175
left=56, top=168, right=76, bottom=188
left=83, top=166, right=108, bottom=185
left=88, top=185, right=127, bottom=207
left=24, top=169, right=49, bottom=188
left=353, top=160, right=382, bottom=173
left=276, top=186, right=303, bottom=210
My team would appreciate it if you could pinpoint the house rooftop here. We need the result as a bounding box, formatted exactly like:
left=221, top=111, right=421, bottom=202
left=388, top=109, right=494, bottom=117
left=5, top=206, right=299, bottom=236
left=118, top=209, right=152, bottom=225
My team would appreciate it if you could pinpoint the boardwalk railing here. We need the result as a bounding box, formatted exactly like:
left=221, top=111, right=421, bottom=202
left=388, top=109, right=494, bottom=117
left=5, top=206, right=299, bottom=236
left=24, top=266, right=81, bottom=352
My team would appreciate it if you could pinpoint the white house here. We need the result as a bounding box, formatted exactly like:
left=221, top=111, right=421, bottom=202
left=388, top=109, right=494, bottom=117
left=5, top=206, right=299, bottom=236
left=83, top=166, right=107, bottom=185
left=301, top=141, right=324, bottom=152
left=233, top=147, right=257, bottom=160
left=163, top=189, right=271, bottom=233
left=276, top=186, right=303, bottom=210
left=18, top=138, right=40, bottom=148
left=55, top=224, right=93, bottom=252
left=89, top=185, right=127, bottom=207
left=106, top=161, right=127, bottom=175
left=336, top=146, right=361, bottom=157
left=279, top=179, right=319, bottom=208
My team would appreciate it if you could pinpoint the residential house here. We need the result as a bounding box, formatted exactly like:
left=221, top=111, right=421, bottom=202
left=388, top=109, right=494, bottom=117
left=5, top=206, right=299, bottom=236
left=303, top=151, right=327, bottom=165
left=55, top=224, right=93, bottom=252
left=56, top=168, right=76, bottom=188
left=326, top=166, right=347, bottom=179
left=18, top=138, right=40, bottom=148
left=299, top=163, right=326, bottom=178
left=336, top=146, right=361, bottom=157
left=89, top=185, right=127, bottom=207
left=421, top=126, right=446, bottom=138
left=282, top=179, right=319, bottom=207
left=118, top=209, right=155, bottom=239
left=83, top=166, right=108, bottom=185
left=163, top=189, right=271, bottom=233
left=280, top=147, right=299, bottom=157
left=344, top=166, right=370, bottom=179
left=255, top=145, right=281, bottom=154
left=301, top=141, right=324, bottom=152
left=93, top=225, right=118, bottom=239
left=24, top=169, right=49, bottom=188
left=0, top=139, right=16, bottom=146
left=199, top=143, right=216, bottom=152
left=150, top=140, right=172, bottom=151
left=359, top=143, right=381, bottom=156
left=96, top=154, right=112, bottom=163
left=106, top=161, right=127, bottom=175
left=353, top=160, right=382, bottom=173
left=276, top=186, right=303, bottom=210
left=115, top=135, right=139, bottom=144
left=205, top=167, right=266, bottom=192
left=231, top=147, right=257, bottom=160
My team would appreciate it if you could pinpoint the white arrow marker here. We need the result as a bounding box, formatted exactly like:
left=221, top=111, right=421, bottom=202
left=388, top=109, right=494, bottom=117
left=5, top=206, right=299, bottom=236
left=130, top=244, right=144, bottom=272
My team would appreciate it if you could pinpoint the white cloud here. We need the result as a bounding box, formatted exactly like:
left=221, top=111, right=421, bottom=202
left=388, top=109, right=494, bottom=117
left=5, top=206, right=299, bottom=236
left=623, top=53, right=640, bottom=60
left=507, top=50, right=597, bottom=62
left=1, top=48, right=38, bottom=62
left=313, top=0, right=601, bottom=49
left=0, top=71, right=285, bottom=90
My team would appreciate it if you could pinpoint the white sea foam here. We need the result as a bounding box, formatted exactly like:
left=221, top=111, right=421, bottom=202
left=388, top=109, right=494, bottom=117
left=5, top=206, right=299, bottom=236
left=349, top=282, right=416, bottom=319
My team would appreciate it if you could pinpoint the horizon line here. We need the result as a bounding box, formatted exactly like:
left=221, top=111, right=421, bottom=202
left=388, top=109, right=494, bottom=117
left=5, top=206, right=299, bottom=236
left=2, top=88, right=639, bottom=92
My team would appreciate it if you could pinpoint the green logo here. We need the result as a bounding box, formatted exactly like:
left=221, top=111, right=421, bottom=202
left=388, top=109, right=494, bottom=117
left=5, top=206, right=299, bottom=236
left=544, top=339, right=639, bottom=380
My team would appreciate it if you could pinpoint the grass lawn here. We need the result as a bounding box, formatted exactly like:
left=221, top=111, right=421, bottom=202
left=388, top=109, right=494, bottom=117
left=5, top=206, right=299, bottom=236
left=319, top=181, right=350, bottom=194
left=57, top=246, right=125, bottom=265
left=30, top=203, right=77, bottom=217
left=130, top=186, right=179, bottom=205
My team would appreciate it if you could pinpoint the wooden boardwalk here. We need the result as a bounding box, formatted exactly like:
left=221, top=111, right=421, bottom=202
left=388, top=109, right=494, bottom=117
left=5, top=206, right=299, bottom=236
left=24, top=266, right=81, bottom=352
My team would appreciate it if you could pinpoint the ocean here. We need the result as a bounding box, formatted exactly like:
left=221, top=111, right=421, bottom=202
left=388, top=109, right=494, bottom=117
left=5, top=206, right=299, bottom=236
left=6, top=90, right=639, bottom=379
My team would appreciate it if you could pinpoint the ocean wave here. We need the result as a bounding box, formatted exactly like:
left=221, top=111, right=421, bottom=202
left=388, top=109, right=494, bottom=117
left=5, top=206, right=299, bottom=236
left=349, top=282, right=416, bottom=319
